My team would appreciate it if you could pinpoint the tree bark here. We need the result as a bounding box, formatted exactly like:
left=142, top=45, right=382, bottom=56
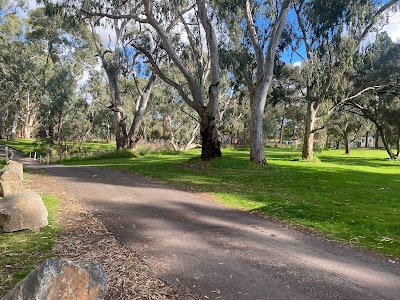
left=279, top=116, right=285, bottom=144
left=377, top=126, right=397, bottom=159
left=250, top=96, right=266, bottom=165
left=302, top=101, right=319, bottom=160
left=344, top=135, right=350, bottom=154
left=10, top=110, right=19, bottom=141
left=105, top=66, right=128, bottom=150
left=128, top=73, right=157, bottom=149
left=365, top=131, right=369, bottom=148
left=200, top=111, right=221, bottom=161
left=374, top=128, right=379, bottom=149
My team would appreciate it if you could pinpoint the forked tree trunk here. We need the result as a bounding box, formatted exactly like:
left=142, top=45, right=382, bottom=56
left=105, top=66, right=128, bottom=150
left=302, top=101, right=319, bottom=160
left=128, top=73, right=157, bottom=149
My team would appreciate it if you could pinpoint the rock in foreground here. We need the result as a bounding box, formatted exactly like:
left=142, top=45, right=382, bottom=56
left=0, top=190, right=48, bottom=232
left=1, top=258, right=107, bottom=300
left=0, top=160, right=24, bottom=197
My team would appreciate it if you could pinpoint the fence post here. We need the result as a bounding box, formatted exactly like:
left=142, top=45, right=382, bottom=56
left=5, top=146, right=8, bottom=162
left=39, top=155, right=42, bottom=164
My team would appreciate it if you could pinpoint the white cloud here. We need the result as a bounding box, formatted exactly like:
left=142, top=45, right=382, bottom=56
left=381, top=10, right=400, bottom=42
left=292, top=61, right=302, bottom=68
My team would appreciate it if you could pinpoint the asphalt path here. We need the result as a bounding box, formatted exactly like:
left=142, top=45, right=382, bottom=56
left=13, top=154, right=400, bottom=300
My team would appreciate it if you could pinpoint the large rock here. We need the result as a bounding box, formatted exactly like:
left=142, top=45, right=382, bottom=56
left=1, top=258, right=107, bottom=300
left=0, top=180, right=24, bottom=197
left=0, top=191, right=48, bottom=232
left=0, top=160, right=23, bottom=181
left=0, top=160, right=24, bottom=197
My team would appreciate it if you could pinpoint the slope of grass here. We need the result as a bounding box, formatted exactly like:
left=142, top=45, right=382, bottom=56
left=0, top=194, right=60, bottom=295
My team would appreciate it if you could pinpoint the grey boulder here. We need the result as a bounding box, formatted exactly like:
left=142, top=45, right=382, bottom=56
left=1, top=258, right=107, bottom=300
left=0, top=190, right=48, bottom=232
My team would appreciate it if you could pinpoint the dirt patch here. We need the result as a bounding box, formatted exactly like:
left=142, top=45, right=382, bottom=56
left=25, top=168, right=199, bottom=300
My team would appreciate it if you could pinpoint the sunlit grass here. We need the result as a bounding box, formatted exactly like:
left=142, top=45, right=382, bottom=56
left=56, top=147, right=400, bottom=257
left=0, top=194, right=60, bottom=296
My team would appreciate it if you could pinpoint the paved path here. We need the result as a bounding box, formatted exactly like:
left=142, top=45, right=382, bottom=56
left=13, top=154, right=400, bottom=300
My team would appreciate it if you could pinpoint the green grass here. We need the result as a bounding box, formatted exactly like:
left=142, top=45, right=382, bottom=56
left=60, top=147, right=400, bottom=258
left=1, top=138, right=116, bottom=156
left=0, top=194, right=60, bottom=295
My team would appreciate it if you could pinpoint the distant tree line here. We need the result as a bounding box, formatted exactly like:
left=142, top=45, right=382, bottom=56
left=1, top=0, right=399, bottom=162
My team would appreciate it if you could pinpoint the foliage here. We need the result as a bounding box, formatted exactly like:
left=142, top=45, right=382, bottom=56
left=0, top=194, right=60, bottom=296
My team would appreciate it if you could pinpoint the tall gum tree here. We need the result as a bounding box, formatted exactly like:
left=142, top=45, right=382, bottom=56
left=134, top=0, right=222, bottom=160
left=74, top=0, right=224, bottom=159
left=294, top=0, right=399, bottom=161
left=41, top=0, right=159, bottom=150
left=219, top=0, right=293, bottom=164
left=244, top=0, right=293, bottom=164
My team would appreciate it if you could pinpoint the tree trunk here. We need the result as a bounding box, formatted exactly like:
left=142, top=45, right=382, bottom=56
left=302, top=101, right=319, bottom=160
left=200, top=112, right=221, bottom=161
left=128, top=74, right=157, bottom=149
left=344, top=134, right=350, bottom=154
left=336, top=141, right=340, bottom=149
left=377, top=126, right=396, bottom=159
left=0, top=112, right=6, bottom=139
left=250, top=97, right=266, bottom=164
left=105, top=66, right=128, bottom=150
left=10, top=110, right=19, bottom=141
left=374, top=128, right=379, bottom=149
left=365, top=131, right=369, bottom=148
left=279, top=116, right=285, bottom=144
left=183, top=123, right=200, bottom=151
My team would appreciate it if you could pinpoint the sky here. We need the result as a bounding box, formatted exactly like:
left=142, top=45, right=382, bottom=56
left=25, top=0, right=400, bottom=79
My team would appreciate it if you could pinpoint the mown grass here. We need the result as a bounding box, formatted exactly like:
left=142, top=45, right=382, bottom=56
left=0, top=194, right=60, bottom=296
left=1, top=138, right=115, bottom=155
left=60, top=147, right=400, bottom=258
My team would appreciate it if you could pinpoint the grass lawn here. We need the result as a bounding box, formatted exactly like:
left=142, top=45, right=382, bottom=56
left=1, top=138, right=115, bottom=155
left=0, top=194, right=60, bottom=295
left=60, top=147, right=400, bottom=258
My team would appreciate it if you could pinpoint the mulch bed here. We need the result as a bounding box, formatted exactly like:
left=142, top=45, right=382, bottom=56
left=25, top=169, right=199, bottom=300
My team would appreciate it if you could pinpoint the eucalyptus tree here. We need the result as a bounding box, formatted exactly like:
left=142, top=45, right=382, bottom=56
left=69, top=0, right=224, bottom=160
left=348, top=33, right=400, bottom=159
left=41, top=0, right=163, bottom=150
left=219, top=0, right=293, bottom=164
left=0, top=13, right=37, bottom=140
left=328, top=110, right=367, bottom=154
left=293, top=0, right=398, bottom=160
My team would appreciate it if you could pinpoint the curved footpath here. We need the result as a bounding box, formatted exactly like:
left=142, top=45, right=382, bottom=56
left=12, top=153, right=400, bottom=300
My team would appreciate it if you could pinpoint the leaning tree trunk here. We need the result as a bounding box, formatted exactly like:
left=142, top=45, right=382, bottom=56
left=377, top=126, right=397, bottom=159
left=302, top=101, right=319, bottom=160
left=128, top=74, right=157, bottom=149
